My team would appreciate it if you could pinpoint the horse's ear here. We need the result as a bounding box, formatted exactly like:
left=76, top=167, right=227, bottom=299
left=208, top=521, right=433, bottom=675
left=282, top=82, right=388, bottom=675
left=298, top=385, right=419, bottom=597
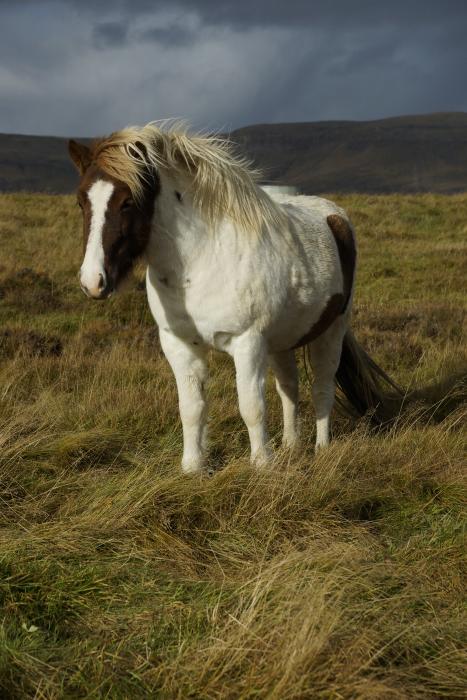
left=68, top=140, right=92, bottom=174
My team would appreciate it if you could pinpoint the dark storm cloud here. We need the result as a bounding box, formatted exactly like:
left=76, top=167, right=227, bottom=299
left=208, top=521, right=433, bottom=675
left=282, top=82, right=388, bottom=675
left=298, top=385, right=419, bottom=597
left=0, top=0, right=466, bottom=136
left=140, top=24, right=195, bottom=47
left=60, top=0, right=467, bottom=32
left=155, top=0, right=467, bottom=29
left=92, top=21, right=129, bottom=48
left=3, top=0, right=467, bottom=27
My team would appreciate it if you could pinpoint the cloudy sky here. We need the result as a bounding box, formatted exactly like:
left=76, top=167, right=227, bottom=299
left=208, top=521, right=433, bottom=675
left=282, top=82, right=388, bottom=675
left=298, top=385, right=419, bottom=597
left=0, top=0, right=466, bottom=137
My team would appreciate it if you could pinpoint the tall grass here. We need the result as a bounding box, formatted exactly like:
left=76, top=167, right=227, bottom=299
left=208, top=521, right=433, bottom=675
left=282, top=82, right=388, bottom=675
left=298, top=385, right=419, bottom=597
left=0, top=193, right=465, bottom=698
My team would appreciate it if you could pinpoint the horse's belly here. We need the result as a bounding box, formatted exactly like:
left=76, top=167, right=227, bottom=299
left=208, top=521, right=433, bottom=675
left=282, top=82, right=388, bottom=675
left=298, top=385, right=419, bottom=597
left=265, top=302, right=329, bottom=352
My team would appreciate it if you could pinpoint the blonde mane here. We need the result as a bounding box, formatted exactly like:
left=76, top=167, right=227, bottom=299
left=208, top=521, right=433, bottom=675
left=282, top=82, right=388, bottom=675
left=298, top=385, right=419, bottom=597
left=91, top=122, right=288, bottom=235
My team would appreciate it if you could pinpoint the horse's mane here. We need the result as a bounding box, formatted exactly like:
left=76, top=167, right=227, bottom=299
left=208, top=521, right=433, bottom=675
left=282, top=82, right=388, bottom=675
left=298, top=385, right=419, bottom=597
left=91, top=122, right=287, bottom=235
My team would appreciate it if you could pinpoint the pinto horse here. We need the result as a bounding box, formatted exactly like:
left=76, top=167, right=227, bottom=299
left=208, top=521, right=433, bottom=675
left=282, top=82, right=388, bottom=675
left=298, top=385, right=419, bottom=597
left=69, top=124, right=399, bottom=473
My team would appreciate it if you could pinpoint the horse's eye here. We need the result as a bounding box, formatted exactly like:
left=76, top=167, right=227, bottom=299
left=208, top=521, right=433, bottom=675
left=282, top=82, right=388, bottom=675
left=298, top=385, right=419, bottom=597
left=77, top=198, right=83, bottom=209
left=121, top=199, right=133, bottom=212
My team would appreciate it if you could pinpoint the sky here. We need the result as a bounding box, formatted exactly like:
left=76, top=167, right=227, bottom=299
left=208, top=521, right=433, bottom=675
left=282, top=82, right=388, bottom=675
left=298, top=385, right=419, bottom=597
left=0, top=0, right=466, bottom=137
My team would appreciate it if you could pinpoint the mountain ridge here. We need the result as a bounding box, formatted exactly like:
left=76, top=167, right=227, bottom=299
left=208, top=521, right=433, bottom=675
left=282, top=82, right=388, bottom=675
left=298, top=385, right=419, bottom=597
left=1, top=112, right=466, bottom=194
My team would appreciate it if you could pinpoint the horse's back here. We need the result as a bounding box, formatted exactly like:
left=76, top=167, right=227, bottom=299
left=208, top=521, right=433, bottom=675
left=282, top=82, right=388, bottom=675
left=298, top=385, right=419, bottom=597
left=270, top=193, right=350, bottom=226
left=272, top=193, right=356, bottom=290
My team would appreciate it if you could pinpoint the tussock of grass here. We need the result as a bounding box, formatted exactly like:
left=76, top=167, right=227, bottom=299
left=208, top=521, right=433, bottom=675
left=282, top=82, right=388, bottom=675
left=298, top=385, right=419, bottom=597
left=0, top=193, right=466, bottom=698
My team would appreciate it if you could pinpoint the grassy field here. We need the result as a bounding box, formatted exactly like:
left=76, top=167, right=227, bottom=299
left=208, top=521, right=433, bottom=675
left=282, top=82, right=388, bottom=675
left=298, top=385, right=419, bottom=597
left=0, top=193, right=465, bottom=699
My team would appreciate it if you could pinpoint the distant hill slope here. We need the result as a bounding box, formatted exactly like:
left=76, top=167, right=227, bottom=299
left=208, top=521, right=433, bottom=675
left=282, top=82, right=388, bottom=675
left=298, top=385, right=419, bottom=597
left=231, top=113, right=467, bottom=194
left=0, top=134, right=91, bottom=195
left=1, top=113, right=467, bottom=194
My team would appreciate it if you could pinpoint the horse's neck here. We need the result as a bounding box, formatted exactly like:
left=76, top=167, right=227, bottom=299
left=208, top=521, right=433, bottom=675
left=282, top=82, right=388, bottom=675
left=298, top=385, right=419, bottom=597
left=145, top=177, right=208, bottom=274
left=144, top=173, right=281, bottom=282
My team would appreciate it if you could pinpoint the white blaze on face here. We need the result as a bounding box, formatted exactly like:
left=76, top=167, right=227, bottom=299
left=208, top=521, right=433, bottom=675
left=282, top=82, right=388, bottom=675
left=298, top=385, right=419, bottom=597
left=80, top=179, right=115, bottom=297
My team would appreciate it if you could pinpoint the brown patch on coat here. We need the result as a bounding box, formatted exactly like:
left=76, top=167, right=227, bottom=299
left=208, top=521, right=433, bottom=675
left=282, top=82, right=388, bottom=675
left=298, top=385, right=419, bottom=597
left=326, top=214, right=356, bottom=313
left=292, top=214, right=356, bottom=349
left=292, top=293, right=345, bottom=349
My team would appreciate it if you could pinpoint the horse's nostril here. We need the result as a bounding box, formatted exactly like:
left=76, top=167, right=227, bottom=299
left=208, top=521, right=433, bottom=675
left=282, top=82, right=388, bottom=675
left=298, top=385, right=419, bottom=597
left=98, top=273, right=105, bottom=291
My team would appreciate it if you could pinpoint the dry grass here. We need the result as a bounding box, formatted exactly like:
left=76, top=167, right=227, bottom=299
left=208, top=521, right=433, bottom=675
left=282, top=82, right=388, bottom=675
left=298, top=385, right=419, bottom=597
left=0, top=193, right=466, bottom=699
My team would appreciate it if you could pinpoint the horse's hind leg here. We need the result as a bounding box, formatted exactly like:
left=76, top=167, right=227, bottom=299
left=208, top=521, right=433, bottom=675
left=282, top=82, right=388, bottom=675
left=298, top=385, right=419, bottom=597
left=269, top=350, right=299, bottom=449
left=307, top=317, right=347, bottom=450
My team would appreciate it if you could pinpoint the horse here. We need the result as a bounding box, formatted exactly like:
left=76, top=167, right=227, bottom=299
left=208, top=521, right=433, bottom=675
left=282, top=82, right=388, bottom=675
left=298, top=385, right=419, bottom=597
left=68, top=123, right=400, bottom=473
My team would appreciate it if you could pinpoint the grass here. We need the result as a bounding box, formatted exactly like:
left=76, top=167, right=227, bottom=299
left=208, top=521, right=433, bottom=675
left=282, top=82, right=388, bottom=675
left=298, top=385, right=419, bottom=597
left=0, top=192, right=466, bottom=698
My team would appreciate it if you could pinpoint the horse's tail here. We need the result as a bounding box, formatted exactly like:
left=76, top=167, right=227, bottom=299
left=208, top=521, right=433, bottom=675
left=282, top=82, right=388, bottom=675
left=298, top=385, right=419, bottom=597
left=334, top=330, right=404, bottom=425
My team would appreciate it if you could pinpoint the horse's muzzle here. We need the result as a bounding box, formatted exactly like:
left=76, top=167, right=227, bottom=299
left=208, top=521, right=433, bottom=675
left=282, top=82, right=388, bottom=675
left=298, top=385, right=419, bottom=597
left=80, top=272, right=114, bottom=300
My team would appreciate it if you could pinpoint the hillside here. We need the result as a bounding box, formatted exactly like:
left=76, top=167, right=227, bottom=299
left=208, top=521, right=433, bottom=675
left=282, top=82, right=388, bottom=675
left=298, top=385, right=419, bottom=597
left=232, top=112, right=467, bottom=193
left=0, top=133, right=86, bottom=195
left=1, top=112, right=467, bottom=194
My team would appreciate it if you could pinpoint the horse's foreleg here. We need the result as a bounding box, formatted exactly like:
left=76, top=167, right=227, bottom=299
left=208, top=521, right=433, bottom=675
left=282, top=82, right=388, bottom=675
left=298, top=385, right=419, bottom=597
left=160, top=330, right=208, bottom=473
left=269, top=350, right=299, bottom=449
left=307, top=318, right=347, bottom=451
left=231, top=332, right=270, bottom=467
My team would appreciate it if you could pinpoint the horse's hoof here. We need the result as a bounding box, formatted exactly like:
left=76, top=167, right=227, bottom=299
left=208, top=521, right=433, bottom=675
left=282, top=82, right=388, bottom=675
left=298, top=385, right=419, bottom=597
left=250, top=448, right=272, bottom=470
left=181, top=459, right=204, bottom=475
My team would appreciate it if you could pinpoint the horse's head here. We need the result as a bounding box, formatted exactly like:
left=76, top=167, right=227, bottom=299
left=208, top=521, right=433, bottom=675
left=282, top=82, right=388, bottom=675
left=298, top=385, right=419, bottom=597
left=68, top=139, right=158, bottom=299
